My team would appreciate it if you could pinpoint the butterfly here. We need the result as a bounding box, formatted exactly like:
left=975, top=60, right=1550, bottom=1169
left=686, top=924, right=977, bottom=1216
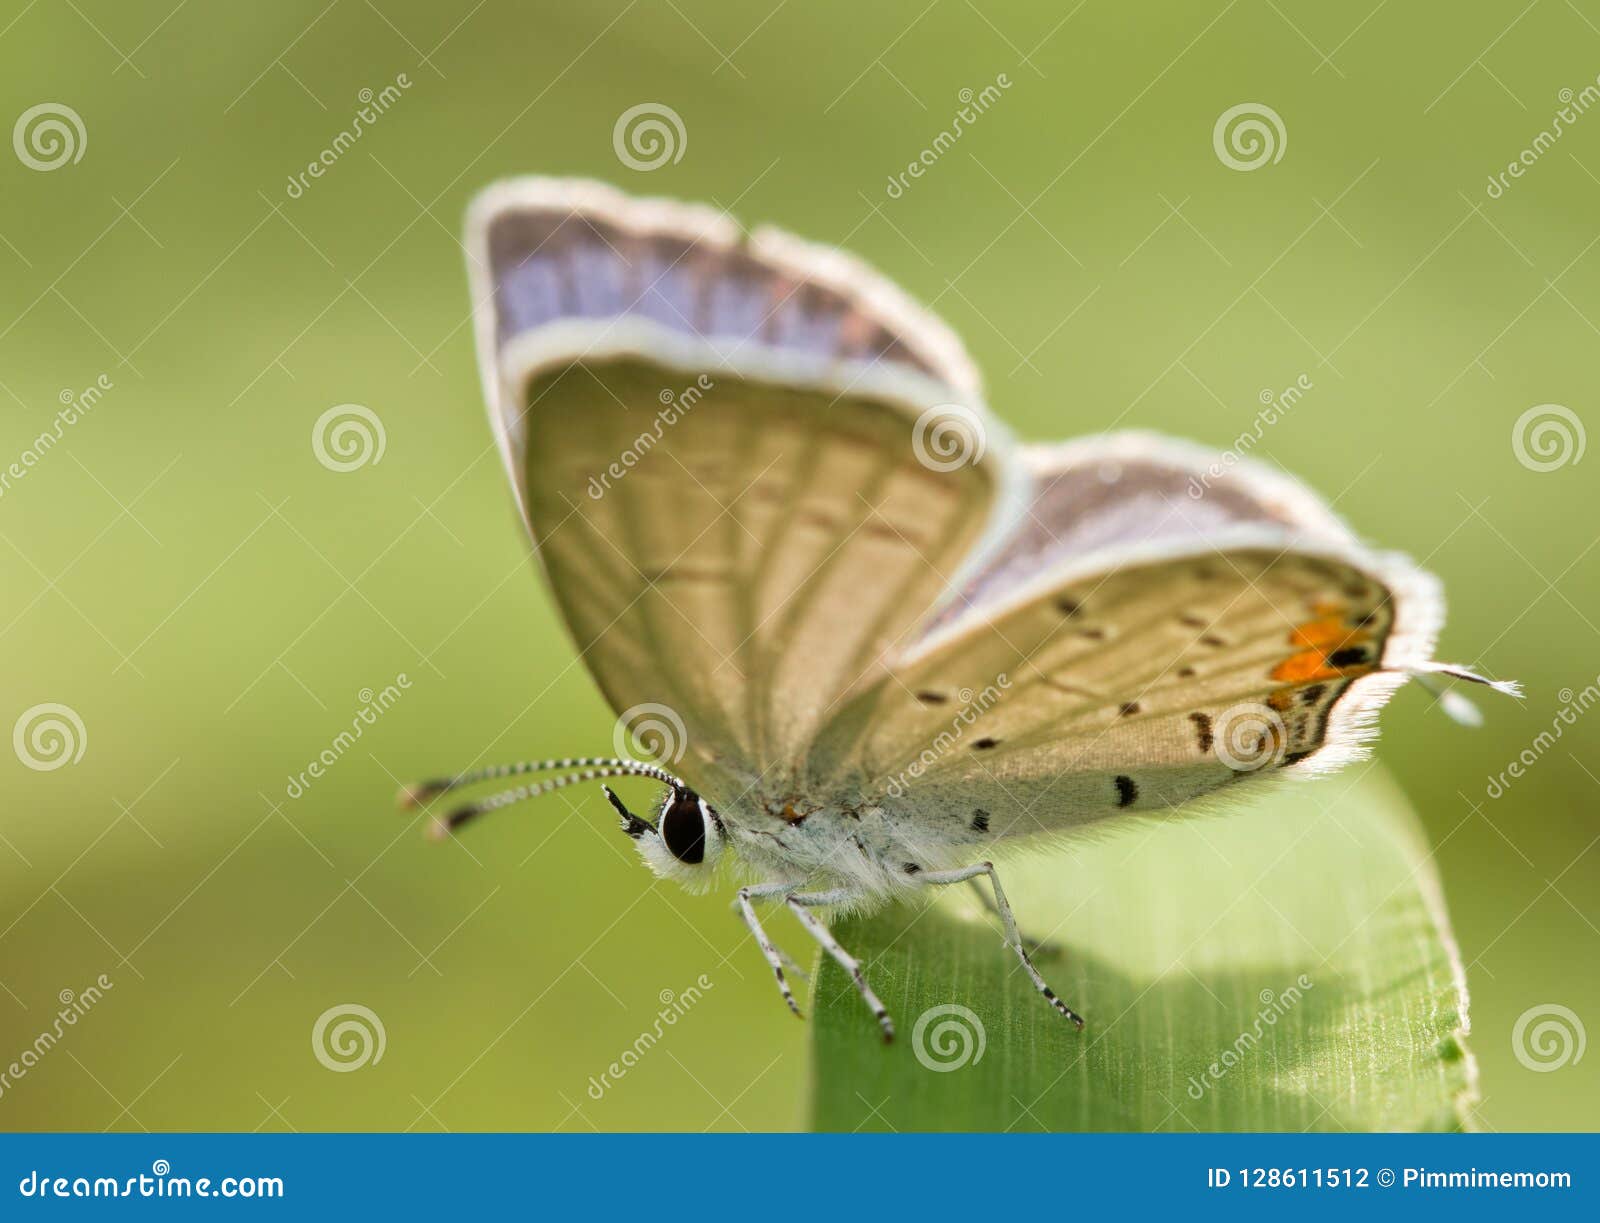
left=401, top=177, right=1517, bottom=1041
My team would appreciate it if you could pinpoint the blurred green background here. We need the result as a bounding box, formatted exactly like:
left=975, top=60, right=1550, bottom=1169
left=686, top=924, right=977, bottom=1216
left=1, top=0, right=1596, bottom=1132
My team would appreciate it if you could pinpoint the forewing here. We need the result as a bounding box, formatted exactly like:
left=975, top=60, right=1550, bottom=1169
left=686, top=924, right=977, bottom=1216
left=465, top=179, right=1026, bottom=795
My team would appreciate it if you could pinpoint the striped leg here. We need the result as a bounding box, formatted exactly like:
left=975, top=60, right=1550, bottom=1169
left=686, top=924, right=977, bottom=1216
left=922, top=862, right=1084, bottom=1029
left=735, top=883, right=804, bottom=1019
left=786, top=889, right=895, bottom=1043
left=967, top=880, right=1066, bottom=958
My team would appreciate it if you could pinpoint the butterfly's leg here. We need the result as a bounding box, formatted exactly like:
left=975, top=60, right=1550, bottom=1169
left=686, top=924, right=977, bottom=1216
left=966, top=880, right=1068, bottom=959
left=734, top=883, right=805, bottom=1019
left=785, top=890, right=895, bottom=1043
left=924, top=863, right=1084, bottom=1029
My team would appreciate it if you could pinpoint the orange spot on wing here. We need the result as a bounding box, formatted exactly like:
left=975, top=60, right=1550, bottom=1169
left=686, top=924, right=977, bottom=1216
left=1272, top=650, right=1340, bottom=683
left=1289, top=615, right=1370, bottom=650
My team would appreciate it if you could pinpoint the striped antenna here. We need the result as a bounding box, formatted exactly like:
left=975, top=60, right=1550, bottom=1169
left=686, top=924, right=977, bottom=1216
left=396, top=756, right=677, bottom=810
left=425, top=765, right=678, bottom=840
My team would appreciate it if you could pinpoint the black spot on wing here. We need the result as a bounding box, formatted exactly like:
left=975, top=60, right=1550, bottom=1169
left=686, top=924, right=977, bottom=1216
left=1114, top=775, right=1137, bottom=807
left=970, top=809, right=989, bottom=833
left=972, top=737, right=1000, bottom=750
left=1188, top=711, right=1213, bottom=753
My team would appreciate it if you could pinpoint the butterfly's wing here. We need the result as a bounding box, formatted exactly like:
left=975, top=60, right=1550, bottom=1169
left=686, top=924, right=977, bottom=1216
left=465, top=179, right=1029, bottom=796
left=818, top=432, right=1508, bottom=844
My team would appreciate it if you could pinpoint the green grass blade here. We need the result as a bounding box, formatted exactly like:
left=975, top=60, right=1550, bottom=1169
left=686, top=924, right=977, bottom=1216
left=809, top=769, right=1475, bottom=1132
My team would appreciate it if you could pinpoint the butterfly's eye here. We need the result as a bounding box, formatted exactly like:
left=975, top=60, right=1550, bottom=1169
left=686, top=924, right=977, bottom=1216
left=659, top=788, right=710, bottom=864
